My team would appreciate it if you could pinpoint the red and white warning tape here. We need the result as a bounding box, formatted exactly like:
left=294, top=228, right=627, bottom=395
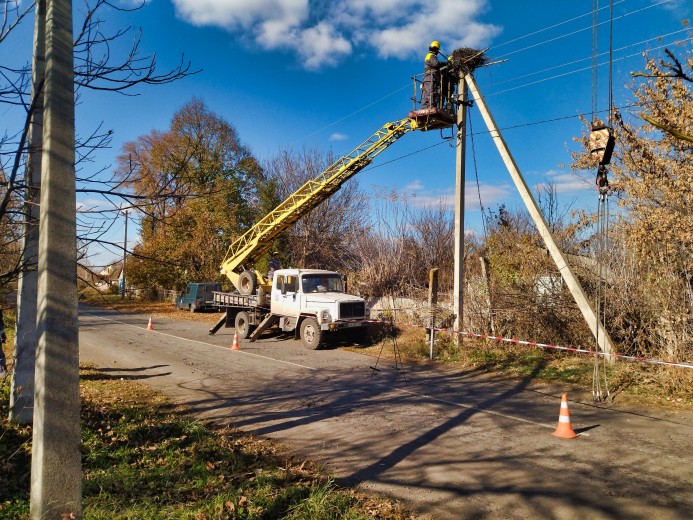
left=364, top=318, right=693, bottom=369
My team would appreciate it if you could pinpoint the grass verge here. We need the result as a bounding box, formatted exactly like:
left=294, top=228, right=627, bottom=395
left=358, top=324, right=693, bottom=406
left=1, top=315, right=412, bottom=519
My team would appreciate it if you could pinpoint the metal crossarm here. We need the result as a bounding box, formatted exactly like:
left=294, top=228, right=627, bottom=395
left=221, top=118, right=412, bottom=287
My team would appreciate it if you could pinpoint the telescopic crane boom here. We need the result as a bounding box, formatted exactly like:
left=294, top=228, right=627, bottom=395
left=221, top=77, right=457, bottom=295
left=221, top=118, right=414, bottom=294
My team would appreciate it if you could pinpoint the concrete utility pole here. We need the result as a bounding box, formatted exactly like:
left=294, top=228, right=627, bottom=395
left=464, top=73, right=616, bottom=359
left=10, top=0, right=45, bottom=425
left=30, top=0, right=82, bottom=517
left=121, top=209, right=128, bottom=298
left=453, top=79, right=469, bottom=343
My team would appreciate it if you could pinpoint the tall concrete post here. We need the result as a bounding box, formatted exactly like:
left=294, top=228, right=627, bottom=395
left=10, top=0, right=46, bottom=425
left=120, top=209, right=127, bottom=298
left=465, top=73, right=615, bottom=359
left=453, top=79, right=468, bottom=343
left=30, top=0, right=82, bottom=517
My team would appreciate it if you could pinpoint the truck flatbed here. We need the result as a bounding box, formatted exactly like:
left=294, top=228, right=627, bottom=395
left=212, top=291, right=257, bottom=307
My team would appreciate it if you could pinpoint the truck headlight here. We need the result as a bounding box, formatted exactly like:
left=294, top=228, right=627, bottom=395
left=320, top=310, right=331, bottom=323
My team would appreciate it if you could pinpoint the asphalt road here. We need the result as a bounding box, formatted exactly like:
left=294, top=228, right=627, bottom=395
left=78, top=306, right=693, bottom=519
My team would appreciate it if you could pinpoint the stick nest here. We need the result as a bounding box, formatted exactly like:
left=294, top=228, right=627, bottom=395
left=449, top=48, right=489, bottom=75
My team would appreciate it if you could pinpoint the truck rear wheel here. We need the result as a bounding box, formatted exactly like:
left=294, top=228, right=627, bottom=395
left=238, top=270, right=257, bottom=296
left=235, top=311, right=253, bottom=340
left=300, top=317, right=323, bottom=350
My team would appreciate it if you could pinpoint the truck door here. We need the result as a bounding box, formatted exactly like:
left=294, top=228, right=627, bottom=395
left=273, top=274, right=300, bottom=316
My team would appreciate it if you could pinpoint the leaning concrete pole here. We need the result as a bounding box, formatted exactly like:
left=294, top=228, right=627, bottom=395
left=10, top=0, right=46, bottom=425
left=30, top=0, right=82, bottom=517
left=464, top=73, right=615, bottom=359
left=453, top=79, right=468, bottom=343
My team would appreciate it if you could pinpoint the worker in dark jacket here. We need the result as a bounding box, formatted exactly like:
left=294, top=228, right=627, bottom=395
left=422, top=40, right=445, bottom=109
left=267, top=251, right=280, bottom=282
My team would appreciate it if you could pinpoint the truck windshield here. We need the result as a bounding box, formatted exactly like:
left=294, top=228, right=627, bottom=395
left=301, top=274, right=343, bottom=293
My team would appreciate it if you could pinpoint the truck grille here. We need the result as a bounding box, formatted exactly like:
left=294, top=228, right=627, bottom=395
left=339, top=301, right=365, bottom=319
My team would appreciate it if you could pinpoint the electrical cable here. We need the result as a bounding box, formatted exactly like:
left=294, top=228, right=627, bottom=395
left=590, top=1, right=614, bottom=403
left=493, top=0, right=674, bottom=61
left=287, top=0, right=675, bottom=154
left=287, top=82, right=412, bottom=147
left=491, top=28, right=689, bottom=88
left=486, top=39, right=687, bottom=97
left=359, top=98, right=657, bottom=174
left=489, top=0, right=627, bottom=51
left=592, top=0, right=599, bottom=121
left=468, top=105, right=488, bottom=239
left=608, top=0, right=615, bottom=126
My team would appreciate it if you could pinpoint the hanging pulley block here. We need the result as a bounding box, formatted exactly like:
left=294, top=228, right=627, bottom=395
left=588, top=119, right=615, bottom=165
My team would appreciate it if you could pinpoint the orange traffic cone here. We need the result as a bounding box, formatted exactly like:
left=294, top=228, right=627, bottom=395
left=231, top=332, right=241, bottom=351
left=552, top=393, right=577, bottom=439
left=147, top=316, right=154, bottom=331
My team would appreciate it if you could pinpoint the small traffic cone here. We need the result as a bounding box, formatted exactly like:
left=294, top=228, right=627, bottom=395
left=552, top=393, right=577, bottom=439
left=147, top=316, right=154, bottom=331
left=231, top=332, right=240, bottom=351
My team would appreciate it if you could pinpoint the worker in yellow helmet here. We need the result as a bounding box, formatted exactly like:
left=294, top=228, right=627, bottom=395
left=421, top=40, right=445, bottom=109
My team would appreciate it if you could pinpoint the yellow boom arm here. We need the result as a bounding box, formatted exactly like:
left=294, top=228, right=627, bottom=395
left=221, top=118, right=413, bottom=290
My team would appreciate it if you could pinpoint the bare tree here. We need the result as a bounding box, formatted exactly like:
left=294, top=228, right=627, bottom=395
left=0, top=0, right=197, bottom=291
left=263, top=147, right=369, bottom=272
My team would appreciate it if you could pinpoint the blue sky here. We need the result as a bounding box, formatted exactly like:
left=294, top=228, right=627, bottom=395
left=2, top=0, right=690, bottom=267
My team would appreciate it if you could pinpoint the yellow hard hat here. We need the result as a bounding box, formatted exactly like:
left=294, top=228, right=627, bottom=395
left=429, top=40, right=440, bottom=50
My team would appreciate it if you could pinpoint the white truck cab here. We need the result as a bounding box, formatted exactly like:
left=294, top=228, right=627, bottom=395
left=270, top=269, right=368, bottom=348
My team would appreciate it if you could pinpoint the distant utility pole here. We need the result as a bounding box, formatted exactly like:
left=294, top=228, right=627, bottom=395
left=121, top=209, right=128, bottom=298
left=30, top=0, right=82, bottom=517
left=10, top=0, right=45, bottom=425
left=453, top=79, right=469, bottom=344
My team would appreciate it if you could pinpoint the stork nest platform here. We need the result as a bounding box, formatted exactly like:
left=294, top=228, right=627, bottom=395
left=448, top=47, right=489, bottom=75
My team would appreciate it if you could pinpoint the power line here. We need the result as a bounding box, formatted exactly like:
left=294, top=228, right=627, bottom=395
left=493, top=0, right=674, bottom=60
left=486, top=39, right=687, bottom=97
left=491, top=29, right=689, bottom=88
left=489, top=0, right=627, bottom=51
left=287, top=82, right=412, bottom=147
left=361, top=98, right=653, bottom=173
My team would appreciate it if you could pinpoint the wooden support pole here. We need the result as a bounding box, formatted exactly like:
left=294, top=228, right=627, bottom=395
left=464, top=73, right=615, bottom=360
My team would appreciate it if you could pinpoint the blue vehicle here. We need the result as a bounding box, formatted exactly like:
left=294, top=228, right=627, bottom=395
left=176, top=283, right=221, bottom=313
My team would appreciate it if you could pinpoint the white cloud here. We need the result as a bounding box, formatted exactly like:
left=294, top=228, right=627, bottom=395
left=116, top=0, right=151, bottom=6
left=538, top=169, right=592, bottom=194
left=77, top=198, right=113, bottom=212
left=329, top=132, right=348, bottom=141
left=405, top=180, right=424, bottom=191
left=171, top=0, right=500, bottom=70
left=402, top=180, right=511, bottom=211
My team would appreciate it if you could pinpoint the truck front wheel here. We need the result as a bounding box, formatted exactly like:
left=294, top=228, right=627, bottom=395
left=300, top=317, right=323, bottom=350
left=235, top=311, right=253, bottom=339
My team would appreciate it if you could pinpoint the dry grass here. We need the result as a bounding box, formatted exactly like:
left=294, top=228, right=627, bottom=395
left=1, top=349, right=416, bottom=518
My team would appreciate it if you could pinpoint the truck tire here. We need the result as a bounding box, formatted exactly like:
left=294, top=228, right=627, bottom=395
left=235, top=311, right=253, bottom=340
left=190, top=303, right=197, bottom=313
left=238, top=270, right=257, bottom=296
left=300, top=317, right=323, bottom=350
